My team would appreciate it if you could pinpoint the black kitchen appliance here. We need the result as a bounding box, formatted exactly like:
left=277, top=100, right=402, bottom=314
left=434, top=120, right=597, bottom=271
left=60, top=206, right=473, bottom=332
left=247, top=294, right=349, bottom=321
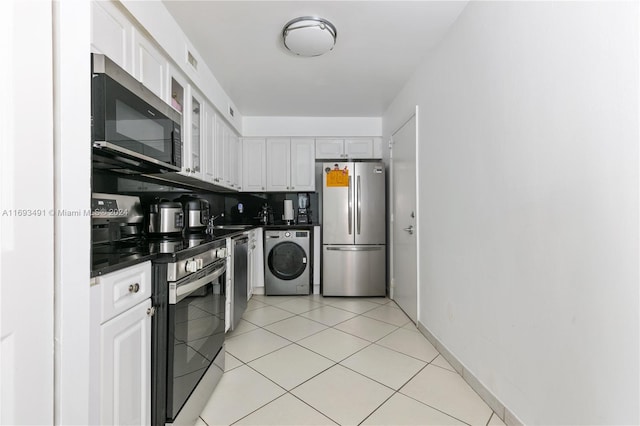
left=91, top=53, right=182, bottom=174
left=152, top=238, right=227, bottom=426
left=296, top=193, right=311, bottom=224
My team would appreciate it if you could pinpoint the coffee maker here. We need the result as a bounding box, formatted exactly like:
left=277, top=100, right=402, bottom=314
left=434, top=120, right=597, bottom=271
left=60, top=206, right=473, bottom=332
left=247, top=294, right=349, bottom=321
left=296, top=193, right=311, bottom=224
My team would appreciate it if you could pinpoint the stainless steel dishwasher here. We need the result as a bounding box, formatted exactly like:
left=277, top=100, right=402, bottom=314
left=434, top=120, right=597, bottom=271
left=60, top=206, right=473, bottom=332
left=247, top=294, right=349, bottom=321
left=231, top=234, right=248, bottom=330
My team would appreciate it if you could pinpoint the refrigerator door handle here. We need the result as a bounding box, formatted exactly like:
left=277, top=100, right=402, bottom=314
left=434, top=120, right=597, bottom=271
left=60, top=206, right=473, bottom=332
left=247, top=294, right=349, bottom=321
left=348, top=175, right=353, bottom=235
left=356, top=175, right=361, bottom=235
left=326, top=246, right=383, bottom=251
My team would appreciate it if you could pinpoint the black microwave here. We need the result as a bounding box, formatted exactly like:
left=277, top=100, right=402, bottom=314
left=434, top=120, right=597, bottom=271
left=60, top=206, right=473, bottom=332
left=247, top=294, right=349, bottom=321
left=91, top=53, right=182, bottom=173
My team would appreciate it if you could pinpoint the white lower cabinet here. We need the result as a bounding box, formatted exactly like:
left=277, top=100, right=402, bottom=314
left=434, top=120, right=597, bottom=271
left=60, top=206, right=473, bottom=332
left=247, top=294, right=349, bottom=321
left=100, top=298, right=152, bottom=426
left=90, top=262, right=152, bottom=426
left=247, top=228, right=264, bottom=295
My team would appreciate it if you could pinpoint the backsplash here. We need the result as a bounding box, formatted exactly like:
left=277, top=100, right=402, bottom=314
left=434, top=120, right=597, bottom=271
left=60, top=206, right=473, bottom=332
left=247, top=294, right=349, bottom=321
left=93, top=172, right=318, bottom=225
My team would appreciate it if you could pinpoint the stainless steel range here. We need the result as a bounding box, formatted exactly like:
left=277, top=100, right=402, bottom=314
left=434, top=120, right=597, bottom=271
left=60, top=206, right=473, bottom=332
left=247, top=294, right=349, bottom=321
left=151, top=237, right=227, bottom=426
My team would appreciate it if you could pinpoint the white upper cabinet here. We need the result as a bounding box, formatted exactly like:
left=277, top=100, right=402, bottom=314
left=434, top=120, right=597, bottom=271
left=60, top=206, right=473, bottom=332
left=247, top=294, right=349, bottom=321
left=315, top=138, right=381, bottom=159
left=266, top=138, right=291, bottom=191
left=203, top=102, right=216, bottom=184
left=290, top=138, right=315, bottom=191
left=91, top=1, right=132, bottom=73
left=182, top=85, right=203, bottom=179
left=265, top=138, right=314, bottom=192
left=229, top=132, right=241, bottom=190
left=242, top=138, right=267, bottom=192
left=315, top=138, right=344, bottom=159
left=221, top=124, right=232, bottom=187
left=212, top=114, right=226, bottom=186
left=210, top=114, right=239, bottom=190
left=132, top=28, right=166, bottom=100
left=344, top=138, right=374, bottom=158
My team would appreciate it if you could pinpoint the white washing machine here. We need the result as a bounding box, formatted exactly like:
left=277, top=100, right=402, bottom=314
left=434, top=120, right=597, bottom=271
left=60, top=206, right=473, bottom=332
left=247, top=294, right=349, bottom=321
left=264, top=229, right=311, bottom=295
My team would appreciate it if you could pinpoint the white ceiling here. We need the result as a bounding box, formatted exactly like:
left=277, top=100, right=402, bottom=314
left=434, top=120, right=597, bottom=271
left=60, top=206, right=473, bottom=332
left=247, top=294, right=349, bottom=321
left=162, top=1, right=468, bottom=117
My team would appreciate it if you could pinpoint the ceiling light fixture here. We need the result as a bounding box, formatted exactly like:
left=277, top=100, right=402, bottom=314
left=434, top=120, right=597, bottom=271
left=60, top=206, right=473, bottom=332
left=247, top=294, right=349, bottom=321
left=282, top=16, right=337, bottom=57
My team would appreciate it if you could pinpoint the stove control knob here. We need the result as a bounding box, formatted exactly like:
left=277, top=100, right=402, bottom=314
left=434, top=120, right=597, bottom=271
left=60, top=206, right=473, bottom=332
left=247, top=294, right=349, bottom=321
left=196, top=258, right=204, bottom=269
left=185, top=260, right=198, bottom=273
left=216, top=248, right=227, bottom=258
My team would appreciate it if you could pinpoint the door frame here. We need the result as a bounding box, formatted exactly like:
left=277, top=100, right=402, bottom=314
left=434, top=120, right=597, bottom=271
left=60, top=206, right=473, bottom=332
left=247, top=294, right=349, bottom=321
left=389, top=106, right=420, bottom=322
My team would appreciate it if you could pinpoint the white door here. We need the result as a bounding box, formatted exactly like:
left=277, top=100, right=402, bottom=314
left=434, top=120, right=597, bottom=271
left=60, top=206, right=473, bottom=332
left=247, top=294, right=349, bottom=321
left=391, top=113, right=418, bottom=323
left=1, top=1, right=54, bottom=424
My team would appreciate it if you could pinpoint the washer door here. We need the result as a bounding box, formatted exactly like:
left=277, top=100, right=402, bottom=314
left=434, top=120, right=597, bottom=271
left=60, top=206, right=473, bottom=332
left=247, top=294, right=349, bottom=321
left=268, top=241, right=307, bottom=280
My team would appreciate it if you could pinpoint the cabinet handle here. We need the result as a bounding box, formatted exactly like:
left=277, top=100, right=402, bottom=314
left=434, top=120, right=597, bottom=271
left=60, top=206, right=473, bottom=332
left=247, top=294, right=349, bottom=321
left=262, top=187, right=265, bottom=190
left=129, top=283, right=140, bottom=293
left=291, top=186, right=295, bottom=190
left=147, top=307, right=156, bottom=317
left=185, top=167, right=191, bottom=173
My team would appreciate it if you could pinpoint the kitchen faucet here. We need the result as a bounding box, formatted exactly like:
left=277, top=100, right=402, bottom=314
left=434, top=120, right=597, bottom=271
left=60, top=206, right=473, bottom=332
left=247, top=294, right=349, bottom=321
left=206, top=212, right=224, bottom=234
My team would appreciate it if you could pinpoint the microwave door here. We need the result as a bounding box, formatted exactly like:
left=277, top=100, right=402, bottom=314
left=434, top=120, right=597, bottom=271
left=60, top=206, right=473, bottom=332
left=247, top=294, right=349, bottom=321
left=104, top=77, right=175, bottom=164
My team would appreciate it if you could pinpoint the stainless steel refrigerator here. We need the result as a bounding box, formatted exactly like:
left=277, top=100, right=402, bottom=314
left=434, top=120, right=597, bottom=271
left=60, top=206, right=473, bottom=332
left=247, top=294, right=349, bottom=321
left=322, top=162, right=386, bottom=296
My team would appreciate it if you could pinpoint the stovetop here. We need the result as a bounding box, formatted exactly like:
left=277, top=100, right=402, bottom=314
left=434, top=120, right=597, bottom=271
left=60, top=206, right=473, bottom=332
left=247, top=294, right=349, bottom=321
left=91, top=231, right=233, bottom=277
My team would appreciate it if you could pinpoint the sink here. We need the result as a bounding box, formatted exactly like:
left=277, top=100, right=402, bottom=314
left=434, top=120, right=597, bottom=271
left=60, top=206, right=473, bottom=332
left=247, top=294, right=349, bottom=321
left=212, top=225, right=254, bottom=230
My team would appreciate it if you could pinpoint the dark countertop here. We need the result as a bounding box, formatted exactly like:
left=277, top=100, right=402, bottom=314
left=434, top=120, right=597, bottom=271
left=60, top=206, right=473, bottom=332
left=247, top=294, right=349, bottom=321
left=91, top=252, right=157, bottom=278
left=90, top=224, right=321, bottom=277
left=263, top=224, right=317, bottom=230
left=91, top=232, right=230, bottom=278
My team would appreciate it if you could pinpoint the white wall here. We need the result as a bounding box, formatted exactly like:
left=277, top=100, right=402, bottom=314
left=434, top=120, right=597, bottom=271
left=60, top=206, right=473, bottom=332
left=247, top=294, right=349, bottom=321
left=383, top=2, right=639, bottom=425
left=53, top=1, right=92, bottom=424
left=243, top=116, right=381, bottom=137
left=0, top=1, right=55, bottom=424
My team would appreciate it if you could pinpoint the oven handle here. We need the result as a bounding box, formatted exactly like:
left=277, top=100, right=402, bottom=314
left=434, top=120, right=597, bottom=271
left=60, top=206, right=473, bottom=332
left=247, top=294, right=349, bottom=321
left=170, top=263, right=226, bottom=305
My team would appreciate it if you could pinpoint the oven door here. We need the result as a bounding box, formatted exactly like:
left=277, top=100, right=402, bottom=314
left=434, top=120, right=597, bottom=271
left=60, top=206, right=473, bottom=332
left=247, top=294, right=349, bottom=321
left=166, top=261, right=226, bottom=421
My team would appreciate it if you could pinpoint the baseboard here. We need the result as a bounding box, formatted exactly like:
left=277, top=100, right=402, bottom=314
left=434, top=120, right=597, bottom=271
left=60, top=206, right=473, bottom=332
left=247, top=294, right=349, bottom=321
left=252, top=287, right=265, bottom=295
left=416, top=321, right=524, bottom=426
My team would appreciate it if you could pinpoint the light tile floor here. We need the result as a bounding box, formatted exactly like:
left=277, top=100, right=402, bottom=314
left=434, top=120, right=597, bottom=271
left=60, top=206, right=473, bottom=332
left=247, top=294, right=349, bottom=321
left=198, top=295, right=505, bottom=426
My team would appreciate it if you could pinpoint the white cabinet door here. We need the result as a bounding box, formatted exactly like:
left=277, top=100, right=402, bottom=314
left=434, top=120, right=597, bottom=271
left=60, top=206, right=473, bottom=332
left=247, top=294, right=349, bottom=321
left=290, top=138, right=315, bottom=191
left=203, top=102, right=215, bottom=183
left=213, top=114, right=225, bottom=185
left=229, top=132, right=241, bottom=190
left=100, top=299, right=151, bottom=426
left=315, top=139, right=344, bottom=159
left=222, top=124, right=232, bottom=187
left=266, top=138, right=291, bottom=191
left=185, top=87, right=203, bottom=179
left=91, top=1, right=131, bottom=73
left=242, top=138, right=267, bottom=192
left=344, top=138, right=374, bottom=159
left=247, top=230, right=254, bottom=298
left=253, top=228, right=264, bottom=290
left=132, top=29, right=165, bottom=100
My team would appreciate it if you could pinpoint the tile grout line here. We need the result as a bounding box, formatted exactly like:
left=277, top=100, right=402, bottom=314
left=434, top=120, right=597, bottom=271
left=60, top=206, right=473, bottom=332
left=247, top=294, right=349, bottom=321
left=220, top=296, right=444, bottom=425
